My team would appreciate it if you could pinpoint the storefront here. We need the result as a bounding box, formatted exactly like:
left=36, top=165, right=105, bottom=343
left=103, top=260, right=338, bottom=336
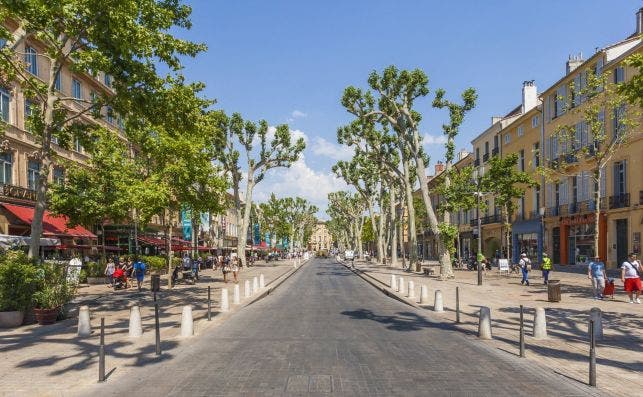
left=556, top=213, right=607, bottom=266
left=511, top=219, right=543, bottom=264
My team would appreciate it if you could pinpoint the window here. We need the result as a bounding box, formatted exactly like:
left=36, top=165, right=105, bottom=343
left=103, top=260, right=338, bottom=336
left=24, top=46, right=38, bottom=75
left=531, top=115, right=539, bottom=128
left=554, top=86, right=566, bottom=117
left=72, top=78, right=82, bottom=99
left=117, top=116, right=124, bottom=130
left=74, top=138, right=83, bottom=153
left=53, top=167, right=65, bottom=185
left=106, top=106, right=113, bottom=124
left=614, top=67, right=625, bottom=84
left=534, top=185, right=541, bottom=212
left=0, top=38, right=6, bottom=48
left=532, top=142, right=540, bottom=168
left=54, top=71, right=62, bottom=91
left=27, top=160, right=40, bottom=190
left=517, top=125, right=524, bottom=137
left=504, top=133, right=511, bottom=144
left=104, top=73, right=112, bottom=87
left=0, top=152, right=12, bottom=184
left=613, top=160, right=627, bottom=196
left=613, top=104, right=626, bottom=138
left=0, top=88, right=10, bottom=122
left=475, top=147, right=480, bottom=161
left=493, top=135, right=499, bottom=150
left=484, top=141, right=489, bottom=155
left=24, top=99, right=33, bottom=131
left=519, top=149, right=525, bottom=171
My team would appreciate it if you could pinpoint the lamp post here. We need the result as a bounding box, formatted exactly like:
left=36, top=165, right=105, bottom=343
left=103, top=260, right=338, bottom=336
left=473, top=166, right=485, bottom=286
left=539, top=207, right=546, bottom=263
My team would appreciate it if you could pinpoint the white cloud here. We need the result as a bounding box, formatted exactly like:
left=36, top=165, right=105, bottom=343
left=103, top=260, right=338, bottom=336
left=252, top=154, right=348, bottom=216
left=254, top=126, right=308, bottom=147
left=310, top=137, right=354, bottom=161
left=422, top=133, right=447, bottom=145
left=291, top=110, right=307, bottom=118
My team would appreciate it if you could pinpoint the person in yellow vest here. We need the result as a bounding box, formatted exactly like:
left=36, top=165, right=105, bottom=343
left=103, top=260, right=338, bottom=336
left=541, top=252, right=553, bottom=285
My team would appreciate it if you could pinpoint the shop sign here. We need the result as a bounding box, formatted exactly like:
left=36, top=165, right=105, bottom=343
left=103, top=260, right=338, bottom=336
left=0, top=184, right=36, bottom=202
left=561, top=214, right=596, bottom=226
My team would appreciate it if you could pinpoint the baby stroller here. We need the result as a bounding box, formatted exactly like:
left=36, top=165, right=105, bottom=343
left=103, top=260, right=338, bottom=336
left=603, top=278, right=615, bottom=299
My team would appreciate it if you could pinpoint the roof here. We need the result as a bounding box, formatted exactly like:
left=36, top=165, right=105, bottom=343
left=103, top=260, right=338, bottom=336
left=1, top=203, right=96, bottom=238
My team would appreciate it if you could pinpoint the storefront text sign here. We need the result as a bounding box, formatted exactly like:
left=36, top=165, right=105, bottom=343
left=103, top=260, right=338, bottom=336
left=0, top=184, right=36, bottom=202
left=561, top=214, right=596, bottom=226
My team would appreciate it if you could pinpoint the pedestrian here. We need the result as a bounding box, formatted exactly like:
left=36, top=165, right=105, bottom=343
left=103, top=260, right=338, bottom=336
left=541, top=252, right=552, bottom=285
left=133, top=257, right=146, bottom=292
left=124, top=258, right=134, bottom=288
left=231, top=255, right=239, bottom=283
left=519, top=253, right=531, bottom=286
left=622, top=253, right=641, bottom=304
left=587, top=256, right=607, bottom=300
left=104, top=257, right=116, bottom=287
left=222, top=255, right=230, bottom=283
left=192, top=256, right=200, bottom=281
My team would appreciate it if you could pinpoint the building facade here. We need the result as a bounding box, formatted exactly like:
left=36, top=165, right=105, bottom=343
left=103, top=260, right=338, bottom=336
left=309, top=221, right=332, bottom=252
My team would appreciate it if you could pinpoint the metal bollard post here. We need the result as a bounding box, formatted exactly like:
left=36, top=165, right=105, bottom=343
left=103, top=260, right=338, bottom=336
left=153, top=291, right=157, bottom=302
left=589, top=319, right=596, bottom=386
left=154, top=303, right=161, bottom=356
left=519, top=305, right=525, bottom=358
left=207, top=286, right=212, bottom=321
left=98, top=318, right=105, bottom=382
left=456, top=286, right=460, bottom=324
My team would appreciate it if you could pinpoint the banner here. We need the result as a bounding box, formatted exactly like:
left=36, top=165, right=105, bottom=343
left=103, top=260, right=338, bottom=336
left=181, top=207, right=192, bottom=241
left=199, top=212, right=210, bottom=233
left=253, top=224, right=261, bottom=245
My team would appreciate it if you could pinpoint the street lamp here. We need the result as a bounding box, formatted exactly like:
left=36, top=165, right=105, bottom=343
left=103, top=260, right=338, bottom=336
left=473, top=165, right=485, bottom=286
left=539, top=207, right=546, bottom=263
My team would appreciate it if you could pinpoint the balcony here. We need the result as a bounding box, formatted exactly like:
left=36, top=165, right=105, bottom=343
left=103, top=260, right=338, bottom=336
left=483, top=153, right=489, bottom=162
left=548, top=158, right=559, bottom=169
left=609, top=193, right=630, bottom=209
left=492, top=147, right=499, bottom=156
left=469, top=214, right=501, bottom=226
left=474, top=158, right=480, bottom=167
left=564, top=153, right=578, bottom=164
left=568, top=202, right=578, bottom=214
left=558, top=204, right=569, bottom=216
left=545, top=207, right=559, bottom=217
left=579, top=200, right=597, bottom=213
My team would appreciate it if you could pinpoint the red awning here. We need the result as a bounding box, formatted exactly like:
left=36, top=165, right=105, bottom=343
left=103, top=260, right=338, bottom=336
left=137, top=236, right=166, bottom=247
left=1, top=204, right=96, bottom=238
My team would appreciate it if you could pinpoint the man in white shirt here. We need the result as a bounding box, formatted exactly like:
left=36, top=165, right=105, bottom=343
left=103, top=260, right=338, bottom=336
left=621, top=253, right=641, bottom=304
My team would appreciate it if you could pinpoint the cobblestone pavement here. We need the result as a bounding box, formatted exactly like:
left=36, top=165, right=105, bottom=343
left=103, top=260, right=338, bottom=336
left=80, top=258, right=601, bottom=397
left=0, top=259, right=298, bottom=396
left=347, top=259, right=642, bottom=397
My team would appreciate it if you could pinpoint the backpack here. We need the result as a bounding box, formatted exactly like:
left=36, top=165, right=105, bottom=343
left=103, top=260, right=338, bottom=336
left=135, top=261, right=146, bottom=275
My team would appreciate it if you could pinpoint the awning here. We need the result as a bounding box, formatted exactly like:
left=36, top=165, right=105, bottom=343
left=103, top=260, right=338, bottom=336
left=0, top=234, right=60, bottom=249
left=138, top=236, right=210, bottom=251
left=0, top=204, right=96, bottom=238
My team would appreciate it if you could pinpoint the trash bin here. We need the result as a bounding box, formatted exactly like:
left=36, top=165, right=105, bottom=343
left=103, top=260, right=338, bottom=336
left=547, top=280, right=561, bottom=302
left=151, top=274, right=160, bottom=292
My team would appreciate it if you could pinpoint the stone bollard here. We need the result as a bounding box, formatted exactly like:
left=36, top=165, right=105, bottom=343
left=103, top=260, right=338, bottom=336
left=398, top=277, right=405, bottom=294
left=532, top=307, right=547, bottom=339
left=180, top=305, right=193, bottom=337
left=390, top=274, right=397, bottom=289
left=244, top=280, right=251, bottom=298
left=128, top=305, right=143, bottom=337
left=420, top=285, right=429, bottom=304
left=589, top=307, right=603, bottom=340
left=221, top=288, right=230, bottom=312
left=407, top=281, right=415, bottom=299
left=253, top=276, right=259, bottom=292
left=259, top=274, right=265, bottom=289
left=433, top=290, right=444, bottom=312
left=77, top=305, right=91, bottom=337
left=478, top=306, right=492, bottom=339
left=233, top=284, right=240, bottom=304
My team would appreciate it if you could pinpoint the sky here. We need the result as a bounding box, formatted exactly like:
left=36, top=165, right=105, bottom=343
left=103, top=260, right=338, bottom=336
left=174, top=0, right=641, bottom=218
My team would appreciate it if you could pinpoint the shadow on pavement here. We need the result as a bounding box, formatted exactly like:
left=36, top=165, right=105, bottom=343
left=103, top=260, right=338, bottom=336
left=340, top=309, right=454, bottom=332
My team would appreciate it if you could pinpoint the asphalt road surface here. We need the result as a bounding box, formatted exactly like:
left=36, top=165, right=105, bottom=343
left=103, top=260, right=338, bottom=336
left=89, top=258, right=599, bottom=396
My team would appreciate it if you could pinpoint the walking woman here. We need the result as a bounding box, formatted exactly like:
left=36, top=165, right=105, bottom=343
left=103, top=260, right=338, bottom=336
left=519, top=253, right=531, bottom=286
left=231, top=255, right=239, bottom=283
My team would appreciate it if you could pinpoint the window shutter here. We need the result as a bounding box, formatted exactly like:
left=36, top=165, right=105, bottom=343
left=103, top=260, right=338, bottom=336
left=600, top=166, right=606, bottom=197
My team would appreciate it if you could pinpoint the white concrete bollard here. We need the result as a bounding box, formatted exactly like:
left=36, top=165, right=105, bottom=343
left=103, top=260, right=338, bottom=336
left=533, top=307, right=547, bottom=339
left=589, top=307, right=603, bottom=340
left=244, top=280, right=251, bottom=298
left=253, top=276, right=259, bottom=292
left=478, top=306, right=492, bottom=339
left=259, top=274, right=265, bottom=289
left=128, top=305, right=143, bottom=337
left=233, top=284, right=240, bottom=305
left=180, top=305, right=194, bottom=337
left=420, top=285, right=429, bottom=304
left=390, top=274, right=397, bottom=289
left=398, top=277, right=405, bottom=294
left=433, top=290, right=444, bottom=312
left=77, top=305, right=91, bottom=337
left=407, top=281, right=415, bottom=299
left=221, top=288, right=230, bottom=312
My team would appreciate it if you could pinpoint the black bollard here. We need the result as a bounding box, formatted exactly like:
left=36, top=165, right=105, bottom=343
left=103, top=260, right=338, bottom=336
left=153, top=291, right=157, bottom=302
left=455, top=286, right=460, bottom=324
left=155, top=303, right=161, bottom=356
left=589, top=319, right=596, bottom=386
left=98, top=317, right=105, bottom=382
left=519, top=305, right=525, bottom=358
left=207, top=285, right=212, bottom=321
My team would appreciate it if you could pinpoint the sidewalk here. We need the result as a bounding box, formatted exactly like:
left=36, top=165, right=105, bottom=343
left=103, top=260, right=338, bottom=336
left=0, top=258, right=305, bottom=396
left=346, top=259, right=642, bottom=397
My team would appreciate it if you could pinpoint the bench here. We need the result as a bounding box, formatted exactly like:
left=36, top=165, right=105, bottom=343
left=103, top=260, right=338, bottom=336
left=421, top=261, right=440, bottom=276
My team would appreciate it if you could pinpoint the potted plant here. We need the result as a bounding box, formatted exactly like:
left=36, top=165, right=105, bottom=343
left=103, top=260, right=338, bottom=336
left=85, top=261, right=106, bottom=284
left=32, top=263, right=76, bottom=325
left=0, top=251, right=39, bottom=328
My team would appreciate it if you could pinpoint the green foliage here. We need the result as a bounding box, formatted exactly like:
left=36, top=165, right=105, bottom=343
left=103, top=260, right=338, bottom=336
left=32, top=263, right=76, bottom=309
left=482, top=154, right=537, bottom=218
left=620, top=53, right=643, bottom=107
left=438, top=223, right=458, bottom=255
left=435, top=166, right=478, bottom=215
left=141, top=256, right=165, bottom=273
left=0, top=251, right=40, bottom=311
left=361, top=216, right=376, bottom=243
left=83, top=261, right=103, bottom=278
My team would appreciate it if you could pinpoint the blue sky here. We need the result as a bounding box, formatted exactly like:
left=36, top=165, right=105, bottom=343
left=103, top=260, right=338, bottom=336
left=176, top=1, right=641, bottom=216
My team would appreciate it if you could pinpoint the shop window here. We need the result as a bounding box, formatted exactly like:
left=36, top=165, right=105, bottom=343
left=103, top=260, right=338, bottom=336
left=27, top=160, right=40, bottom=190
left=516, top=233, right=538, bottom=261
left=0, top=152, right=12, bottom=184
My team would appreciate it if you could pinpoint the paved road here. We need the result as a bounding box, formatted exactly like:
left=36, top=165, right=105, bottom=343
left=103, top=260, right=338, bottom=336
left=87, top=259, right=599, bottom=396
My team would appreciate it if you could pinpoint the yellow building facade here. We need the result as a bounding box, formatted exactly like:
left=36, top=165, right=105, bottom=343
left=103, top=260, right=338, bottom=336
left=309, top=221, right=332, bottom=252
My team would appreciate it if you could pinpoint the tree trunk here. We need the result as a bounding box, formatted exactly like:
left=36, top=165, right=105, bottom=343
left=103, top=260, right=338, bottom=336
left=389, top=187, right=398, bottom=266
left=167, top=209, right=174, bottom=288
left=366, top=199, right=383, bottom=263
left=101, top=223, right=106, bottom=261
left=401, top=157, right=419, bottom=270
left=593, top=169, right=601, bottom=259
left=237, top=178, right=254, bottom=268
left=504, top=204, right=511, bottom=261
left=440, top=158, right=454, bottom=278
left=376, top=187, right=386, bottom=264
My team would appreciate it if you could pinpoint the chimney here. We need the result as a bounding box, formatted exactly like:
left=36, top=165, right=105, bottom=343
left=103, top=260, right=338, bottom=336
left=521, top=80, right=537, bottom=114
left=637, top=8, right=643, bottom=34
left=566, top=53, right=584, bottom=74
left=458, top=149, right=469, bottom=161
left=434, top=161, right=445, bottom=174
left=491, top=116, right=502, bottom=125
